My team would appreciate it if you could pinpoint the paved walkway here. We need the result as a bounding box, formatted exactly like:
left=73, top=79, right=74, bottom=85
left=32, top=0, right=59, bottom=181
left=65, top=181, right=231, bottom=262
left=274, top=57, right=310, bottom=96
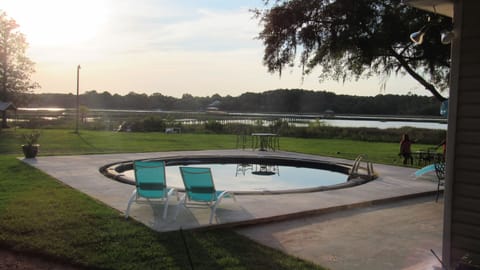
left=22, top=150, right=443, bottom=269
left=238, top=196, right=443, bottom=270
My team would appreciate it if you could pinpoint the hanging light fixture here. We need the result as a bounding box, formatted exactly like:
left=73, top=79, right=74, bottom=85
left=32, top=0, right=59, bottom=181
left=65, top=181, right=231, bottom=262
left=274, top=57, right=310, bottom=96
left=410, top=13, right=432, bottom=46
left=409, top=5, right=454, bottom=46
left=441, top=30, right=455, bottom=44
left=410, top=25, right=429, bottom=45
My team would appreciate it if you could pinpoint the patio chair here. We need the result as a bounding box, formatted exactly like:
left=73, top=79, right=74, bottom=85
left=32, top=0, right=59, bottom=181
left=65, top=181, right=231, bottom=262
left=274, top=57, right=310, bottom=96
left=434, top=162, right=446, bottom=202
left=175, top=167, right=236, bottom=224
left=125, top=160, right=178, bottom=219
left=236, top=133, right=250, bottom=150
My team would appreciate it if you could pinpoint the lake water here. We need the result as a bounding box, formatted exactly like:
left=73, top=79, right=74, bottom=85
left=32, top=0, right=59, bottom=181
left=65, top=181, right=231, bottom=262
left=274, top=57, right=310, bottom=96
left=17, top=107, right=447, bottom=130
left=320, top=119, right=446, bottom=130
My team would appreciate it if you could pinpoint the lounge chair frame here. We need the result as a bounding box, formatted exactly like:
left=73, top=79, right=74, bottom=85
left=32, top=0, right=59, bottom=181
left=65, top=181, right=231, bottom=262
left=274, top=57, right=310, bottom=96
left=126, top=160, right=178, bottom=219
left=176, top=167, right=236, bottom=224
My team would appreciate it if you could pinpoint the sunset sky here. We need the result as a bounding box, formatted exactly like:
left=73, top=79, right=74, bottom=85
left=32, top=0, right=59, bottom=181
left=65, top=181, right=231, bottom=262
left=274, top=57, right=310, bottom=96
left=3, top=0, right=426, bottom=98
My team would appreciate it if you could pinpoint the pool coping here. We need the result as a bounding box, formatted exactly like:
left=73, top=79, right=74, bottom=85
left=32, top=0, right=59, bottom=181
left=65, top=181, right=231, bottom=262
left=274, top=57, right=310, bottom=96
left=100, top=154, right=373, bottom=195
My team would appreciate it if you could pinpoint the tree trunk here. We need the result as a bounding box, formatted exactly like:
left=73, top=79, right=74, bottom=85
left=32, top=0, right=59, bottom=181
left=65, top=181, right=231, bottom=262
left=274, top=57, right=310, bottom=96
left=1, top=111, right=8, bottom=128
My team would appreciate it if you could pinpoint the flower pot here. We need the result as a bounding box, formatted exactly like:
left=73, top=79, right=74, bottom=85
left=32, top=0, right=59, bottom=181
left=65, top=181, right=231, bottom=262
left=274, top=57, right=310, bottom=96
left=22, top=144, right=39, bottom=158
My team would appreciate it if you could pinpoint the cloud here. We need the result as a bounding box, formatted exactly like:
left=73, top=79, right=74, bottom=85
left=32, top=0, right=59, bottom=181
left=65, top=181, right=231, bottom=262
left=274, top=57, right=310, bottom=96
left=15, top=0, right=425, bottom=98
left=13, top=0, right=264, bottom=63
left=98, top=4, right=261, bottom=54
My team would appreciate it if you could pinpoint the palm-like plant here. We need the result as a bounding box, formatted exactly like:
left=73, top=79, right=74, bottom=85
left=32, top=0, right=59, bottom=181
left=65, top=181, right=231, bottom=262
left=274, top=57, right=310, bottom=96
left=21, top=131, right=40, bottom=158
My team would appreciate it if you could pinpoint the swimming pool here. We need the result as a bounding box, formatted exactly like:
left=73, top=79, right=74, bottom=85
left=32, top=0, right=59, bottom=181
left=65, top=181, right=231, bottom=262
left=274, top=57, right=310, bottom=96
left=101, top=155, right=371, bottom=194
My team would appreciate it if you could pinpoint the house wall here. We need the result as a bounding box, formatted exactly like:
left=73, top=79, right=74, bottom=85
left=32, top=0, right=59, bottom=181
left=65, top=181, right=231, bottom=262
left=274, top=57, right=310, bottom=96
left=444, top=0, right=480, bottom=268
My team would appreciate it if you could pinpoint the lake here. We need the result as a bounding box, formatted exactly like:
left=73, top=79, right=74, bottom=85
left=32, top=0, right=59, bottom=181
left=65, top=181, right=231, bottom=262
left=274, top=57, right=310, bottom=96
left=16, top=107, right=447, bottom=130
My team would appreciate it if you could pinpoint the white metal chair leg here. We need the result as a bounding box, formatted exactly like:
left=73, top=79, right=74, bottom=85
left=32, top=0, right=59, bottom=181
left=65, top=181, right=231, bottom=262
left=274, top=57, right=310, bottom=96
left=162, top=188, right=177, bottom=220
left=174, top=194, right=187, bottom=221
left=209, top=205, right=217, bottom=224
left=209, top=191, right=235, bottom=224
left=125, top=189, right=137, bottom=219
left=162, top=197, right=170, bottom=220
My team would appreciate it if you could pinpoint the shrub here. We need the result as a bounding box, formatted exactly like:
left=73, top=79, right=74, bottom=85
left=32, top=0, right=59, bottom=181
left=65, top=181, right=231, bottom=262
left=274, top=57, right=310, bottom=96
left=127, top=116, right=166, bottom=132
left=205, top=120, right=223, bottom=133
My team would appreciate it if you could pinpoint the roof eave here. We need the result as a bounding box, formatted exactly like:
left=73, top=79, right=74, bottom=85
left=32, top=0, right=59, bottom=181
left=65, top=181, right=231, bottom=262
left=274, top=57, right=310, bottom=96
left=404, top=0, right=454, bottom=18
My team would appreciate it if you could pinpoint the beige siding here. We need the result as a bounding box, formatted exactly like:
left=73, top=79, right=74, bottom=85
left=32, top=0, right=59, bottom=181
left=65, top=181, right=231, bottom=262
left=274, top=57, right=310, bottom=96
left=450, top=0, right=480, bottom=266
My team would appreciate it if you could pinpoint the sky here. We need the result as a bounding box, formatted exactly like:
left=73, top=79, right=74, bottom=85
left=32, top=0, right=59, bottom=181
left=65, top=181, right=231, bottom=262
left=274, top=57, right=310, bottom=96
left=2, top=0, right=426, bottom=98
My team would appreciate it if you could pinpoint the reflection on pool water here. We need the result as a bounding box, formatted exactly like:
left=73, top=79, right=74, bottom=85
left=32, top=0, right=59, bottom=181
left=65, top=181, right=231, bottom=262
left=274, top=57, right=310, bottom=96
left=123, top=163, right=348, bottom=193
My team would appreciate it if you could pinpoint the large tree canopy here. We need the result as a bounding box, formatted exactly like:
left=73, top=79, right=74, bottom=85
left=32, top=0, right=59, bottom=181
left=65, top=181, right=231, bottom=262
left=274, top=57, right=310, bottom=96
left=255, top=0, right=452, bottom=101
left=0, top=11, right=38, bottom=105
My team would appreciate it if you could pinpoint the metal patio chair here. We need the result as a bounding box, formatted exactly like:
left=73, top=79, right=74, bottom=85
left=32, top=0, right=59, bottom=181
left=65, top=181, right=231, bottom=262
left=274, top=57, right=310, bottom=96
left=434, top=162, right=446, bottom=202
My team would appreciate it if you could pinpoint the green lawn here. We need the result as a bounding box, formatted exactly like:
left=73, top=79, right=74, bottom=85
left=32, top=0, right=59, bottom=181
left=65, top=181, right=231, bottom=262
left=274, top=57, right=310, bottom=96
left=0, top=129, right=237, bottom=155
left=1, top=129, right=436, bottom=165
left=0, top=128, right=438, bottom=269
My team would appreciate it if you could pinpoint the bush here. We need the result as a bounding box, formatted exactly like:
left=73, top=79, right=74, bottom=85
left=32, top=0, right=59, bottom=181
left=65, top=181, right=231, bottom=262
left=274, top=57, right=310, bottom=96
left=127, top=116, right=166, bottom=132
left=205, top=120, right=224, bottom=133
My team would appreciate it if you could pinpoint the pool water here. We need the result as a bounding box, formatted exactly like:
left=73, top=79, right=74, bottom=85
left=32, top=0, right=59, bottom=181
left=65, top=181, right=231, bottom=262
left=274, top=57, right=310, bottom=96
left=123, top=163, right=348, bottom=193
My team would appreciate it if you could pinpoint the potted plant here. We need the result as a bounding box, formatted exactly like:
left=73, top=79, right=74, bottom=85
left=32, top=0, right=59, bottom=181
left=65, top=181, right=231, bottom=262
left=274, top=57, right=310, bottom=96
left=22, top=131, right=40, bottom=158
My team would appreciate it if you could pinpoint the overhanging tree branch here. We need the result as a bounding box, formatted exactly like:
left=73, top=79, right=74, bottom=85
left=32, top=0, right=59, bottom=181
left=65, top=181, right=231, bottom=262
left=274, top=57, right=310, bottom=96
left=389, top=46, right=446, bottom=102
left=257, top=0, right=451, bottom=101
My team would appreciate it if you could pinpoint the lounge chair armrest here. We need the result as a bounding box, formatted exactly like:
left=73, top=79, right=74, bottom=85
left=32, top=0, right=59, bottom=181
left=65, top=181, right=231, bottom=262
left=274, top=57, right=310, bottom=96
left=216, top=190, right=236, bottom=202
left=167, top=187, right=180, bottom=200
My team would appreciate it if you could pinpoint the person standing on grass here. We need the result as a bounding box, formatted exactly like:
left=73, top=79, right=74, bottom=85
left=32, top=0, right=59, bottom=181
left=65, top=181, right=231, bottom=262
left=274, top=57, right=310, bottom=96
left=400, top=134, right=414, bottom=165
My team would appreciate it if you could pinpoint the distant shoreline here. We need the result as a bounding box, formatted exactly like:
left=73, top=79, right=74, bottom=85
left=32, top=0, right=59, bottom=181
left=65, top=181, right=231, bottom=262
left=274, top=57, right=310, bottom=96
left=18, top=107, right=447, bottom=124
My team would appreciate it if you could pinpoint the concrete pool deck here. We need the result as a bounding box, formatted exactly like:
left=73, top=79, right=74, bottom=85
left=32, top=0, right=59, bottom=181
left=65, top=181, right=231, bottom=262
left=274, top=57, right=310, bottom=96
left=22, top=150, right=443, bottom=269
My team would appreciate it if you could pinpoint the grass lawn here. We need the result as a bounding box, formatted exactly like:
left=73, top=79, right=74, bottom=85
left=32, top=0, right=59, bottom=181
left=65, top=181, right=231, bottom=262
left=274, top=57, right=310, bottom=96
left=1, top=129, right=436, bottom=165
left=0, top=128, right=438, bottom=269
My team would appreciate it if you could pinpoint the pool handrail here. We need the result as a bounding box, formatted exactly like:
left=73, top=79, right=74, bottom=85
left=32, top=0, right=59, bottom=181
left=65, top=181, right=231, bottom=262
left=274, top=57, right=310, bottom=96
left=350, top=155, right=375, bottom=180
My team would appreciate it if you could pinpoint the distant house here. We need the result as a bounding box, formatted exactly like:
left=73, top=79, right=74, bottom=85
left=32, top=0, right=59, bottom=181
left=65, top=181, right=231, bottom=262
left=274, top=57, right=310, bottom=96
left=206, top=100, right=221, bottom=111
left=0, top=101, right=17, bottom=128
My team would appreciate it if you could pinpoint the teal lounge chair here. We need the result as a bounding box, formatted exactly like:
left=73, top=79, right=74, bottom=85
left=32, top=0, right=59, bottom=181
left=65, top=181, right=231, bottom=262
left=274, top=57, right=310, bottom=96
left=126, top=160, right=178, bottom=219
left=176, top=167, right=236, bottom=224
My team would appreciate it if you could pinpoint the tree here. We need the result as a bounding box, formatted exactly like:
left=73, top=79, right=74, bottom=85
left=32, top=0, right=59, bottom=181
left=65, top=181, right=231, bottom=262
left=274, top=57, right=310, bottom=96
left=255, top=0, right=452, bottom=101
left=0, top=11, right=39, bottom=105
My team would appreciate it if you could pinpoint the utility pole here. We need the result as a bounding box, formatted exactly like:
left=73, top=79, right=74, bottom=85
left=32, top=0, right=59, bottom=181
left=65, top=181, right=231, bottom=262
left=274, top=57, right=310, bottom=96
left=75, top=65, right=81, bottom=133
